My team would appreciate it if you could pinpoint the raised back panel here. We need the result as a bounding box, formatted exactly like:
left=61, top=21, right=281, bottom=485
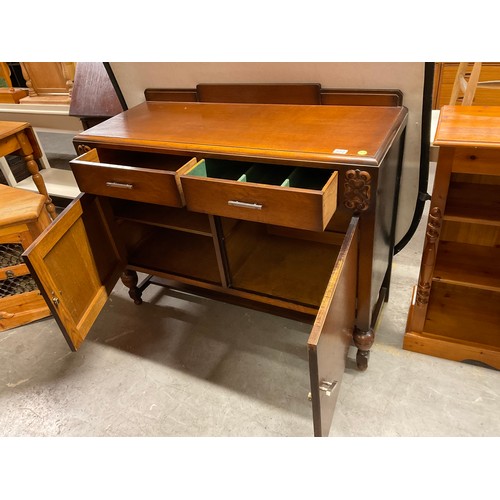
left=320, top=89, right=403, bottom=106
left=197, top=83, right=321, bottom=104
left=144, top=84, right=403, bottom=107
left=144, top=88, right=198, bottom=102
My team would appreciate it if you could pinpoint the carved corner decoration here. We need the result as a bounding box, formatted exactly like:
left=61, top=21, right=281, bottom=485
left=344, top=169, right=371, bottom=213
left=416, top=207, right=442, bottom=306
left=76, top=144, right=92, bottom=155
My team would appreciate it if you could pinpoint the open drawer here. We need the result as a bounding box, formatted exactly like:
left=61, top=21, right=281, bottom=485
left=180, top=158, right=338, bottom=231
left=70, top=148, right=197, bottom=207
left=23, top=191, right=358, bottom=436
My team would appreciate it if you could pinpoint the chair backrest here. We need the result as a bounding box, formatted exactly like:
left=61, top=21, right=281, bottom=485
left=0, top=63, right=12, bottom=88
left=449, top=62, right=482, bottom=105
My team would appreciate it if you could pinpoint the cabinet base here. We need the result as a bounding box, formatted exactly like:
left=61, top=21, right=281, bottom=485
left=403, top=330, right=500, bottom=370
left=405, top=294, right=500, bottom=370
left=405, top=287, right=500, bottom=370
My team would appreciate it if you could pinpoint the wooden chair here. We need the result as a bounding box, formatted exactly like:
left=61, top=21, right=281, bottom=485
left=0, top=62, right=12, bottom=88
left=449, top=62, right=500, bottom=105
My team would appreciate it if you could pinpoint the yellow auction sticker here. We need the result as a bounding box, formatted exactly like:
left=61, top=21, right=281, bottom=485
left=357, top=150, right=368, bottom=156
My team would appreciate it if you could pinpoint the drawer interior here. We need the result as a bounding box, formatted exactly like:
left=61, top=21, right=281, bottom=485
left=188, top=158, right=249, bottom=180
left=187, top=158, right=334, bottom=190
left=81, top=148, right=195, bottom=172
left=238, top=164, right=293, bottom=185
left=285, top=167, right=333, bottom=190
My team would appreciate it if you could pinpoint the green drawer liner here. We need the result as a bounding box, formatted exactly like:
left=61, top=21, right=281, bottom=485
left=189, top=159, right=333, bottom=190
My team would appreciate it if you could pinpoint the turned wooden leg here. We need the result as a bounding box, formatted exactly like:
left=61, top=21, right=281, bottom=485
left=353, top=327, right=375, bottom=371
left=121, top=270, right=143, bottom=305
left=23, top=153, right=57, bottom=220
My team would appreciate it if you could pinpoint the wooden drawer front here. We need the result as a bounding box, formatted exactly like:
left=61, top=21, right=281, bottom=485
left=451, top=147, right=500, bottom=176
left=70, top=148, right=197, bottom=207
left=180, top=159, right=338, bottom=231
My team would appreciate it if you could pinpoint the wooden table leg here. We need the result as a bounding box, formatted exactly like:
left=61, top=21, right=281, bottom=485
left=121, top=270, right=143, bottom=305
left=23, top=153, right=57, bottom=220
left=16, top=131, right=57, bottom=220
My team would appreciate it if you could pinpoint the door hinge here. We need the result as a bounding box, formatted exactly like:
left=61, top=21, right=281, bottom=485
left=319, top=380, right=338, bottom=397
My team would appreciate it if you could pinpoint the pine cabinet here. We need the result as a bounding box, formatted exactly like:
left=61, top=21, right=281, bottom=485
left=405, top=105, right=500, bottom=369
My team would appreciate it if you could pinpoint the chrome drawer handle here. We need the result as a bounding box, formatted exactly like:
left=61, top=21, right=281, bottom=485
left=106, top=182, right=134, bottom=189
left=228, top=200, right=263, bottom=210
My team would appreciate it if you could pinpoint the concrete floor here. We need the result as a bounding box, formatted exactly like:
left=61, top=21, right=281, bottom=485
left=1, top=134, right=499, bottom=437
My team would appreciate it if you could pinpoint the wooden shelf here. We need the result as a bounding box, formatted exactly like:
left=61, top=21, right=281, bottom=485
left=434, top=241, right=500, bottom=292
left=444, top=182, right=500, bottom=226
left=127, top=227, right=222, bottom=284
left=112, top=201, right=212, bottom=236
left=424, top=282, right=500, bottom=351
left=228, top=224, right=340, bottom=307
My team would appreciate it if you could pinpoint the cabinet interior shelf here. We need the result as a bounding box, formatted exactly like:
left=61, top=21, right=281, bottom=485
left=423, top=281, right=500, bottom=350
left=112, top=200, right=213, bottom=236
left=434, top=241, right=500, bottom=292
left=444, top=182, right=500, bottom=226
left=124, top=225, right=222, bottom=285
left=226, top=221, right=339, bottom=307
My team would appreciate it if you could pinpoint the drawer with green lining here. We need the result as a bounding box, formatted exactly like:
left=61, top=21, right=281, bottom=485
left=179, top=158, right=338, bottom=231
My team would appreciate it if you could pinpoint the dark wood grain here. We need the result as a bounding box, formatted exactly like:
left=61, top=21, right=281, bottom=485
left=197, top=83, right=321, bottom=104
left=70, top=62, right=123, bottom=119
left=144, top=85, right=403, bottom=107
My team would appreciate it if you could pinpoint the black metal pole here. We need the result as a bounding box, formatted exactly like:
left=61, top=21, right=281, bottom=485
left=394, top=61, right=434, bottom=254
left=103, top=62, right=128, bottom=111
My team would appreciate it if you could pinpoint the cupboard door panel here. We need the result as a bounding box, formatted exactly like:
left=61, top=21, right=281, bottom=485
left=23, top=194, right=124, bottom=351
left=308, top=217, right=358, bottom=437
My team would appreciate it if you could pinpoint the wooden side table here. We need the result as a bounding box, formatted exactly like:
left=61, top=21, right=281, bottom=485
left=0, top=121, right=57, bottom=220
left=0, top=184, right=51, bottom=331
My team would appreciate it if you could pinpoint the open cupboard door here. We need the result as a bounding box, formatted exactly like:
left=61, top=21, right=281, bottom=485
left=308, top=217, right=359, bottom=437
left=23, top=194, right=125, bottom=351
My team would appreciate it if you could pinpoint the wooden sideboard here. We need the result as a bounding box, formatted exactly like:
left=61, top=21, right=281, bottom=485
left=23, top=85, right=408, bottom=436
left=405, top=105, right=500, bottom=370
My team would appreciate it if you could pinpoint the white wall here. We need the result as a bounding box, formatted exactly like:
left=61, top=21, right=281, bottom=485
left=109, top=62, right=427, bottom=242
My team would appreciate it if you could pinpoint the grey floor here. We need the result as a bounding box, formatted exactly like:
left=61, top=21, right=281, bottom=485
left=1, top=133, right=499, bottom=438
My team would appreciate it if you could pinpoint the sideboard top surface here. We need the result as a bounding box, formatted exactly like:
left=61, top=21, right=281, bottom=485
left=434, top=105, right=500, bottom=148
left=74, top=101, right=407, bottom=166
